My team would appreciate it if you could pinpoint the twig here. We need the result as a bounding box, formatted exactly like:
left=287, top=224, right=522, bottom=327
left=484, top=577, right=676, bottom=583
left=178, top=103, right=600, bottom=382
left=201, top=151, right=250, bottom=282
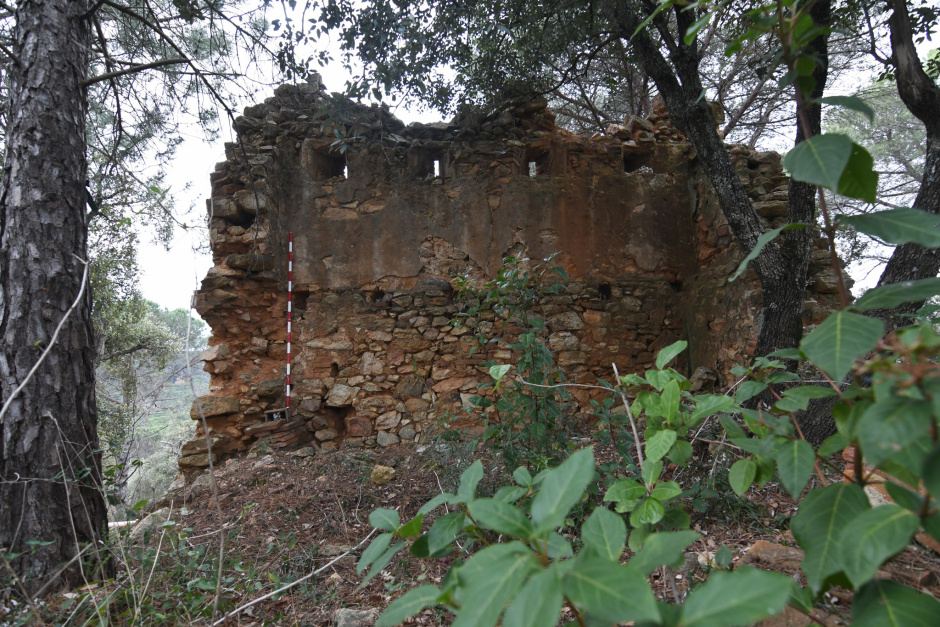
left=0, top=260, right=89, bottom=424
left=612, top=363, right=645, bottom=467
left=82, top=58, right=189, bottom=86
left=211, top=527, right=379, bottom=626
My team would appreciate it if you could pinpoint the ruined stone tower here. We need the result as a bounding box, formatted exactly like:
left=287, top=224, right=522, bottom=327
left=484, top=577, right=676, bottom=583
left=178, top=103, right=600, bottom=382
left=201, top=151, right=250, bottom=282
left=179, top=82, right=842, bottom=470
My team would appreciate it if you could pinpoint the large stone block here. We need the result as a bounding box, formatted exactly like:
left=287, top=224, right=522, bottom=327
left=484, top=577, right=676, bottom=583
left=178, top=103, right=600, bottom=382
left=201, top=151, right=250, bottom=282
left=190, top=395, right=240, bottom=420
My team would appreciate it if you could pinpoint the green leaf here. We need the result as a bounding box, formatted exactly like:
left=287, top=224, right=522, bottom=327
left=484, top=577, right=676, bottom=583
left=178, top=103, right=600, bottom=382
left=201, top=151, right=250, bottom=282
left=417, top=493, right=456, bottom=515
left=357, top=533, right=392, bottom=574
left=513, top=466, right=533, bottom=487
left=783, top=133, right=853, bottom=191
left=563, top=555, right=660, bottom=624
left=668, top=440, right=694, bottom=466
left=428, top=512, right=467, bottom=555
left=655, top=340, right=688, bottom=369
left=781, top=385, right=838, bottom=406
left=841, top=505, right=919, bottom=589
left=645, top=369, right=674, bottom=391
left=690, top=394, right=735, bottom=422
left=728, top=458, right=756, bottom=496
left=842, top=207, right=940, bottom=248
left=376, top=585, right=441, bottom=627
left=369, top=508, right=400, bottom=532
left=493, top=486, right=527, bottom=503
left=604, top=478, right=646, bottom=512
left=818, top=95, right=875, bottom=123
left=791, top=483, right=870, bottom=593
left=730, top=223, right=808, bottom=282
left=581, top=508, right=626, bottom=561
left=630, top=497, right=665, bottom=527
left=468, top=499, right=533, bottom=538
left=735, top=381, right=767, bottom=404
left=396, top=514, right=424, bottom=539
left=544, top=531, right=574, bottom=559
left=775, top=439, right=815, bottom=498
left=502, top=566, right=563, bottom=627
left=684, top=10, right=715, bottom=45
left=661, top=380, right=680, bottom=424
left=646, top=430, right=677, bottom=464
left=818, top=432, right=850, bottom=458
left=650, top=480, right=682, bottom=501
left=923, top=444, right=940, bottom=499
left=837, top=141, right=878, bottom=203
left=530, top=447, right=594, bottom=532
left=456, top=461, right=484, bottom=503
left=800, top=311, right=884, bottom=381
left=641, top=459, right=663, bottom=485
left=680, top=567, right=792, bottom=627
left=453, top=543, right=536, bottom=627
left=489, top=363, right=511, bottom=382
left=361, top=542, right=406, bottom=586
left=630, top=530, right=700, bottom=575
left=852, top=580, right=940, bottom=626
left=719, top=415, right=747, bottom=439
left=854, top=278, right=940, bottom=312
left=856, top=397, right=933, bottom=467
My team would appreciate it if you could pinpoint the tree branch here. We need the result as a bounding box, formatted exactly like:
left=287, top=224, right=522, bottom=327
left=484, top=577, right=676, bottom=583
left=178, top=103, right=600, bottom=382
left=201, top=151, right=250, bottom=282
left=82, top=57, right=188, bottom=86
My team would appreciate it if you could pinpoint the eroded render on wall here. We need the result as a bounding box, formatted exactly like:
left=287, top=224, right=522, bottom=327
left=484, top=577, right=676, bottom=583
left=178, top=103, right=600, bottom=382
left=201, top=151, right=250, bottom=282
left=180, top=81, right=846, bottom=470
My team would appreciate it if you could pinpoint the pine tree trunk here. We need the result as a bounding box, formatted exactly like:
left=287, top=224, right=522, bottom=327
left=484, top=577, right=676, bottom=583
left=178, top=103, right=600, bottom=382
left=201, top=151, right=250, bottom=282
left=0, top=0, right=109, bottom=594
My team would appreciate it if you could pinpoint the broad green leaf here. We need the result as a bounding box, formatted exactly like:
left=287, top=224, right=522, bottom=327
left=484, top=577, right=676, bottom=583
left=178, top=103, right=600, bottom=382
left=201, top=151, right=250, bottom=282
left=410, top=534, right=430, bottom=558
left=854, top=278, right=940, bottom=312
left=690, top=394, right=735, bottom=422
left=735, top=381, right=767, bottom=404
left=456, top=461, right=484, bottom=503
left=730, top=223, right=808, bottom=282
left=781, top=384, right=838, bottom=406
left=581, top=508, right=626, bottom=561
left=728, top=458, right=756, bottom=496
left=563, top=555, right=660, bottom=623
left=923, top=444, right=940, bottom=499
left=668, top=440, right=694, bottom=466
left=502, top=565, right=563, bottom=627
left=719, top=415, right=747, bottom=439
left=544, top=531, right=574, bottom=559
left=630, top=530, right=700, bottom=575
left=513, top=466, right=533, bottom=487
left=838, top=142, right=878, bottom=202
left=530, top=447, right=595, bottom=532
left=680, top=567, right=792, bottom=627
left=376, top=585, right=441, bottom=627
left=800, top=311, right=884, bottom=381
left=396, top=514, right=424, bottom=539
left=604, top=478, right=646, bottom=512
left=489, top=363, right=511, bottom=382
left=684, top=10, right=715, bottom=45
left=856, top=397, right=933, bottom=467
left=646, top=430, right=677, bottom=463
left=852, top=580, right=940, bottom=626
left=468, top=499, right=533, bottom=538
left=641, top=459, right=663, bottom=484
left=362, top=542, right=406, bottom=586
left=650, top=480, right=682, bottom=501
left=842, top=207, right=940, bottom=248
left=818, top=432, right=850, bottom=458
left=661, top=380, right=680, bottom=424
left=791, top=483, right=870, bottom=593
left=655, top=340, right=688, bottom=369
left=453, top=544, right=536, bottom=627
left=428, top=512, right=467, bottom=555
left=818, top=95, right=875, bottom=122
left=630, top=497, right=665, bottom=527
left=645, top=369, right=673, bottom=391
left=417, top=492, right=456, bottom=515
left=783, top=133, right=853, bottom=191
left=775, top=439, right=815, bottom=498
left=357, top=533, right=392, bottom=574
left=841, top=505, right=919, bottom=588
left=493, top=485, right=527, bottom=503
left=369, top=508, right=400, bottom=532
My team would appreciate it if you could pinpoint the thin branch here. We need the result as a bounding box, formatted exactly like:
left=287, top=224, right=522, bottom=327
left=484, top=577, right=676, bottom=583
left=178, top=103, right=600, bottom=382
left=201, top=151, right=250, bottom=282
left=82, top=57, right=189, bottom=86
left=211, top=527, right=380, bottom=626
left=0, top=260, right=89, bottom=424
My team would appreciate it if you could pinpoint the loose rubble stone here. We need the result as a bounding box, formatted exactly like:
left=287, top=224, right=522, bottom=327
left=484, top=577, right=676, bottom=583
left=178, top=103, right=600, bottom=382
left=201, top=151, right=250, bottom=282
left=370, top=465, right=396, bottom=484
left=334, top=608, right=378, bottom=627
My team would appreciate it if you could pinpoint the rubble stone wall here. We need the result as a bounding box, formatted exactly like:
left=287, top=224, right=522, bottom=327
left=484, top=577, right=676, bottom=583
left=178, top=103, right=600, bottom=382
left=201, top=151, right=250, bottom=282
left=181, top=81, right=844, bottom=470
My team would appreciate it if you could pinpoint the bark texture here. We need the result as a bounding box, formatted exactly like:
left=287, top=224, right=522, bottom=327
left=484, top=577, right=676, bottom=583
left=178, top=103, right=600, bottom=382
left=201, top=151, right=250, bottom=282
left=0, top=0, right=108, bottom=594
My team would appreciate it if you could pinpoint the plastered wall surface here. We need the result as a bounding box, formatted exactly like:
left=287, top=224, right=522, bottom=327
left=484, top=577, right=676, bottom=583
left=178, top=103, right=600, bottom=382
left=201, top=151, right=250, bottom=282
left=180, top=80, right=845, bottom=469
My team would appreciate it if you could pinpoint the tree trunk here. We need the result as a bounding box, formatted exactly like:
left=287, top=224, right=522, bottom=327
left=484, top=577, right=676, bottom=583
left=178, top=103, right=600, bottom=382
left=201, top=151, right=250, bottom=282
left=0, top=0, right=109, bottom=594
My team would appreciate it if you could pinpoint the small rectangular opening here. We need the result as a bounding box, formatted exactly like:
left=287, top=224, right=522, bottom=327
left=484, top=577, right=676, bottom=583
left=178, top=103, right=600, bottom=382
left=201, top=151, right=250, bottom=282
left=343, top=164, right=349, bottom=179
left=408, top=148, right=448, bottom=179
left=434, top=160, right=441, bottom=177
left=528, top=161, right=537, bottom=177
left=524, top=145, right=552, bottom=177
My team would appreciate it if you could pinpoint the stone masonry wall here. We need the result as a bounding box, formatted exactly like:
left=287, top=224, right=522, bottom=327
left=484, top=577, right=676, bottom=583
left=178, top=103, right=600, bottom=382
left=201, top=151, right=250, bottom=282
left=180, top=80, right=846, bottom=470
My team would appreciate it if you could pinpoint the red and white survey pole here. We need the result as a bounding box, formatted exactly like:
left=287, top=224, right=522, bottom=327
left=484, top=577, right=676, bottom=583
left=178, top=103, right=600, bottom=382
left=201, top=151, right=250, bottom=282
left=286, top=232, right=293, bottom=417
